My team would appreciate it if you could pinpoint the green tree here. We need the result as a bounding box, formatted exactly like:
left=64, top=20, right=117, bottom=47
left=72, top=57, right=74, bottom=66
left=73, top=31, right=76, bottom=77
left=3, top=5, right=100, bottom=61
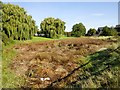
left=1, top=2, right=38, bottom=45
left=40, top=17, right=65, bottom=38
left=109, top=27, right=118, bottom=36
left=87, top=28, right=96, bottom=36
left=71, top=23, right=86, bottom=37
left=101, top=26, right=118, bottom=36
left=101, top=26, right=110, bottom=36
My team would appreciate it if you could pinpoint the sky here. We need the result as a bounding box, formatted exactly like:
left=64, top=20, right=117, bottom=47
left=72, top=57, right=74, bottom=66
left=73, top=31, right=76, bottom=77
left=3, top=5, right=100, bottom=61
left=5, top=2, right=118, bottom=32
left=118, top=2, right=120, bottom=24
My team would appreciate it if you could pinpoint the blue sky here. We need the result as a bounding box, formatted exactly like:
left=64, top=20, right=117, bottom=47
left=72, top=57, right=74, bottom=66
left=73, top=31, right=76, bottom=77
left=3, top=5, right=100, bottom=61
left=6, top=2, right=118, bottom=32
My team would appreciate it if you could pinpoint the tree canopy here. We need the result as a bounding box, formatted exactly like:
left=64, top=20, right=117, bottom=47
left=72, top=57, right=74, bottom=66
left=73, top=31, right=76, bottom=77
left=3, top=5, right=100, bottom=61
left=1, top=2, right=38, bottom=45
left=87, top=28, right=97, bottom=36
left=71, top=23, right=86, bottom=37
left=100, top=26, right=118, bottom=36
left=40, top=17, right=66, bottom=38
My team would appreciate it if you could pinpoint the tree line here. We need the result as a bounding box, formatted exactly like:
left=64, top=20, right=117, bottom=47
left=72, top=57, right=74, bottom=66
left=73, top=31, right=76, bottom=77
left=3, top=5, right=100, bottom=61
left=1, top=2, right=119, bottom=45
left=65, top=26, right=118, bottom=37
left=40, top=17, right=118, bottom=38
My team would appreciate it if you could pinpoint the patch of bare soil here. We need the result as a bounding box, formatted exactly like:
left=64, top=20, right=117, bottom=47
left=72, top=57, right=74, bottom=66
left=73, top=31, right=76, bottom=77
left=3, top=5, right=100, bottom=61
left=11, top=38, right=112, bottom=88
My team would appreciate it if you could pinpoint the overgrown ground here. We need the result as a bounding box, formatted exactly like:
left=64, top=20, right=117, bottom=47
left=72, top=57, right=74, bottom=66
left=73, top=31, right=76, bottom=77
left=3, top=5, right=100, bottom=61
left=2, top=36, right=120, bottom=88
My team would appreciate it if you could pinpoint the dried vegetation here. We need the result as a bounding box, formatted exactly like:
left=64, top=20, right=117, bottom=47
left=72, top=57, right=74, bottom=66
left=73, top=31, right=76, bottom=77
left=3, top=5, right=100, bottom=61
left=11, top=38, right=114, bottom=88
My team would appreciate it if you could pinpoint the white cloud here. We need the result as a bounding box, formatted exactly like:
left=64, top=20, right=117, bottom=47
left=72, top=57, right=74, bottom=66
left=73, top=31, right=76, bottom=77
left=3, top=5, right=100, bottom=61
left=92, top=13, right=104, bottom=16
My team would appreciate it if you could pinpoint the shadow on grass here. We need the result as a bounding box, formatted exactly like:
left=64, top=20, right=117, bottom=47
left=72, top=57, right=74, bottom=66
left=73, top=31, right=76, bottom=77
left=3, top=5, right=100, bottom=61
left=46, top=47, right=120, bottom=88
left=72, top=47, right=120, bottom=88
left=87, top=48, right=120, bottom=75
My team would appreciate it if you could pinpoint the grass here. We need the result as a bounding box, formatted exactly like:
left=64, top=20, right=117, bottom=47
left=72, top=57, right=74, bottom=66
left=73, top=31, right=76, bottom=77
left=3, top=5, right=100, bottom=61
left=2, top=44, right=25, bottom=88
left=87, top=36, right=114, bottom=39
left=27, top=37, right=53, bottom=42
left=1, top=37, right=44, bottom=88
left=2, top=36, right=60, bottom=88
left=2, top=36, right=53, bottom=49
left=65, top=45, right=120, bottom=88
left=31, top=36, right=75, bottom=41
left=2, top=36, right=119, bottom=88
left=7, top=36, right=74, bottom=44
left=59, top=36, right=75, bottom=39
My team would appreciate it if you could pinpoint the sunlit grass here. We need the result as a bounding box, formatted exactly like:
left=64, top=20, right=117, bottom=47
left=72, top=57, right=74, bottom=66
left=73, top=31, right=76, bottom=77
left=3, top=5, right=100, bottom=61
left=87, top=36, right=113, bottom=39
left=2, top=45, right=25, bottom=88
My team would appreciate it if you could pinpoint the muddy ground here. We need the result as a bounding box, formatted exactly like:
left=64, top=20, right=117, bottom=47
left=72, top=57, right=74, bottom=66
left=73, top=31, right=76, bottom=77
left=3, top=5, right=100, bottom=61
left=10, top=38, right=114, bottom=88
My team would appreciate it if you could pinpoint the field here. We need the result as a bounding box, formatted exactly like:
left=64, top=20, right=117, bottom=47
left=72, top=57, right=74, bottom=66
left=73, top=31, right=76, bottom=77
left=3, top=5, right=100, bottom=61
left=2, top=36, right=120, bottom=88
left=2, top=1, right=120, bottom=89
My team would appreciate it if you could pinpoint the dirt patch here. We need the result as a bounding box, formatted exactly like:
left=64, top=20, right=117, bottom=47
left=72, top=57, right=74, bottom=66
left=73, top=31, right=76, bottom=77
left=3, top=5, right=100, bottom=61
left=11, top=38, right=112, bottom=88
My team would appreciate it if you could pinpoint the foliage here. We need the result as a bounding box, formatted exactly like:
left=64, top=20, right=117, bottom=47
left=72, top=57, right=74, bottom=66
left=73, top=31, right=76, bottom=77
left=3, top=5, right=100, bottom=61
left=87, top=28, right=97, bottom=36
left=118, top=32, right=120, bottom=36
left=1, top=2, right=38, bottom=45
left=40, top=17, right=65, bottom=38
left=1, top=31, right=9, bottom=45
left=65, top=32, right=72, bottom=37
left=2, top=44, right=25, bottom=88
left=36, top=30, right=41, bottom=35
left=71, top=23, right=86, bottom=37
left=100, top=26, right=118, bottom=36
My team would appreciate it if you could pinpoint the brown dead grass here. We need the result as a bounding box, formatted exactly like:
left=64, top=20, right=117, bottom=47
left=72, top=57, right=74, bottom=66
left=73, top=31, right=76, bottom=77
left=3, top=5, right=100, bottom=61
left=11, top=38, right=113, bottom=88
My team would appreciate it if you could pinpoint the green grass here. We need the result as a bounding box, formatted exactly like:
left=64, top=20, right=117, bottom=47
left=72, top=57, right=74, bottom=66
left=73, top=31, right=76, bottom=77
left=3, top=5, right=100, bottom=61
left=31, top=36, right=75, bottom=42
left=28, top=37, right=53, bottom=42
left=2, top=44, right=25, bottom=88
left=58, top=35, right=75, bottom=39
left=2, top=36, right=53, bottom=49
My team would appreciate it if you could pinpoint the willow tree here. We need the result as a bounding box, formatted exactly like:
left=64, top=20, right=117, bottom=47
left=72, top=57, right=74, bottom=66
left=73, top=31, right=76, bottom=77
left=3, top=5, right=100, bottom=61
left=40, top=17, right=65, bottom=38
left=1, top=2, right=38, bottom=44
